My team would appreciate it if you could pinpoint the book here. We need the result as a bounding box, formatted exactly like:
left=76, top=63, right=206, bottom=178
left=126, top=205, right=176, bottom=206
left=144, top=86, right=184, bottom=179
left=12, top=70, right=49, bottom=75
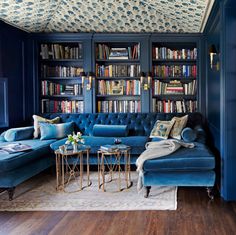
left=0, top=143, right=32, bottom=154
left=100, top=145, right=118, bottom=152
left=109, top=48, right=128, bottom=60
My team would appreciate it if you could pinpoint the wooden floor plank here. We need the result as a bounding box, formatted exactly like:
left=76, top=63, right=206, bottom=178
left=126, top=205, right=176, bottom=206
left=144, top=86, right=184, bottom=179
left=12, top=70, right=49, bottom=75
left=0, top=187, right=235, bottom=235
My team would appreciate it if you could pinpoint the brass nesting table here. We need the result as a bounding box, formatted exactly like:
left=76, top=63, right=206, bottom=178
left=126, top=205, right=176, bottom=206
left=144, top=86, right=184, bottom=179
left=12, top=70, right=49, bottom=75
left=97, top=145, right=132, bottom=192
left=55, top=145, right=91, bottom=192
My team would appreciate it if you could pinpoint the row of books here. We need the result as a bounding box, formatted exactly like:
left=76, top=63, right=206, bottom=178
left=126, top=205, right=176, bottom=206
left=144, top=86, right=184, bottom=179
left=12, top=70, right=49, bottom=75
left=97, top=100, right=141, bottom=113
left=41, top=99, right=84, bottom=113
left=152, top=99, right=197, bottom=113
left=41, top=65, right=84, bottom=77
left=152, top=47, right=197, bottom=60
left=41, top=81, right=83, bottom=96
left=96, top=44, right=140, bottom=60
left=96, top=64, right=140, bottom=77
left=40, top=43, right=83, bottom=60
left=98, top=80, right=141, bottom=95
left=152, top=65, right=197, bottom=78
left=153, top=80, right=197, bottom=95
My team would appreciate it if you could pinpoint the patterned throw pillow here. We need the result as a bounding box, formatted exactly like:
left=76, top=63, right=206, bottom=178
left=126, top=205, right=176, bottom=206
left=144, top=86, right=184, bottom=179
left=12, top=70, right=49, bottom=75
left=33, top=115, right=60, bottom=138
left=169, top=115, right=188, bottom=140
left=150, top=119, right=176, bottom=139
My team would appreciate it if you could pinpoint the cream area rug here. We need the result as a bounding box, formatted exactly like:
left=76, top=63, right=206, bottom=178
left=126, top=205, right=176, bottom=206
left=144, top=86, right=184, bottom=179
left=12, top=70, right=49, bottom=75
left=0, top=172, right=177, bottom=211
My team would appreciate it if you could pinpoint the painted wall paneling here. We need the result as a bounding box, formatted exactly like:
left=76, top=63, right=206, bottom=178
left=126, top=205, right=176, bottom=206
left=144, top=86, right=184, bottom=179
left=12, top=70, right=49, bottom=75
left=0, top=78, right=8, bottom=128
left=0, top=21, right=27, bottom=131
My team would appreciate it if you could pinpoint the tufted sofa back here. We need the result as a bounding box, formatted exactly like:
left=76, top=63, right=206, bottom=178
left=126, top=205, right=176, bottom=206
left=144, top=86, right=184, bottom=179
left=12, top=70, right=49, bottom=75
left=42, top=112, right=205, bottom=136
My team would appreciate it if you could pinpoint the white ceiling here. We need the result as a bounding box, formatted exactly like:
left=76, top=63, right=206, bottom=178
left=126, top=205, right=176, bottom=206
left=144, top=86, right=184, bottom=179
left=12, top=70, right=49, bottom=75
left=0, top=0, right=215, bottom=33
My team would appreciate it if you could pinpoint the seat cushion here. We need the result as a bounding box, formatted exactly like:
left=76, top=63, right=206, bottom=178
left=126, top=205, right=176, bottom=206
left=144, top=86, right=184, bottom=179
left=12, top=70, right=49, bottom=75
left=0, top=139, right=56, bottom=173
left=143, top=142, right=215, bottom=171
left=50, top=136, right=148, bottom=155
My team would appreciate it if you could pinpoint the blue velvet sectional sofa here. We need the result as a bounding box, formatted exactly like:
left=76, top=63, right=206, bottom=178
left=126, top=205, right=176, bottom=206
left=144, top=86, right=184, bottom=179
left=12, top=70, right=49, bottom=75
left=0, top=112, right=215, bottom=200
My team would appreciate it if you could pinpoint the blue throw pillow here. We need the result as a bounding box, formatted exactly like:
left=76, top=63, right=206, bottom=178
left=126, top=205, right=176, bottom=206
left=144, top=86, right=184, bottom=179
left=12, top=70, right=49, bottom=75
left=194, top=125, right=206, bottom=144
left=4, top=126, right=34, bottom=142
left=40, top=122, right=74, bottom=140
left=93, top=124, right=128, bottom=137
left=181, top=127, right=197, bottom=143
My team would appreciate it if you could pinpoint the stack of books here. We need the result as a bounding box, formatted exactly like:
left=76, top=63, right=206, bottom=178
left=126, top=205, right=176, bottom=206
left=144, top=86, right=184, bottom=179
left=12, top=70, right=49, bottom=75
left=100, top=145, right=118, bottom=152
left=109, top=48, right=129, bottom=60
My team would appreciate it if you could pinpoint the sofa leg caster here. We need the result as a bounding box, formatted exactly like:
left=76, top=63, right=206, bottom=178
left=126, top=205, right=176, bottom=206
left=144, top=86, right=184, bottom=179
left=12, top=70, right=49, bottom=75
left=206, top=187, right=214, bottom=201
left=7, top=187, right=15, bottom=201
left=144, top=186, right=151, bottom=198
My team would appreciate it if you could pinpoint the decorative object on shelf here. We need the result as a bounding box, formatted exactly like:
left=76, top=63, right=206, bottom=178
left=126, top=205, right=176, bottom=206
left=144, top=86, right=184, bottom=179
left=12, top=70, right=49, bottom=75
left=87, top=72, right=94, bottom=90
left=80, top=71, right=86, bottom=88
left=65, top=132, right=85, bottom=152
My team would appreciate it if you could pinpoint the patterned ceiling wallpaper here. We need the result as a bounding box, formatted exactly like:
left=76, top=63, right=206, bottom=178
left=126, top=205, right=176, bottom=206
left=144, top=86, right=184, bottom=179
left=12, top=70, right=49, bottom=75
left=0, top=0, right=214, bottom=33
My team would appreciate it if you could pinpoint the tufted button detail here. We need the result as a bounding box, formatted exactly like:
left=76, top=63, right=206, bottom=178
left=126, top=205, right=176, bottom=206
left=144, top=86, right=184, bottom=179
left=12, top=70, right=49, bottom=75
left=40, top=112, right=204, bottom=136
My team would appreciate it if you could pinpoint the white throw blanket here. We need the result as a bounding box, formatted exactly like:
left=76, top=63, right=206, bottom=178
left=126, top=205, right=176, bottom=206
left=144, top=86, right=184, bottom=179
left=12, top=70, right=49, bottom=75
left=136, top=139, right=195, bottom=191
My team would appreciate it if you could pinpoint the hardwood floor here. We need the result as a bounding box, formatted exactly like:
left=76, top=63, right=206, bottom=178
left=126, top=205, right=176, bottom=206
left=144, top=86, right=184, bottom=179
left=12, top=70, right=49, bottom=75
left=0, top=187, right=235, bottom=235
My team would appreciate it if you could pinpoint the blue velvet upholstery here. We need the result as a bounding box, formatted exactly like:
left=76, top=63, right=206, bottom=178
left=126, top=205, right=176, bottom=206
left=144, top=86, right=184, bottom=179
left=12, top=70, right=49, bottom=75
left=143, top=171, right=215, bottom=187
left=0, top=156, right=54, bottom=188
left=181, top=127, right=197, bottom=142
left=0, top=139, right=55, bottom=173
left=0, top=112, right=215, bottom=195
left=39, top=122, right=74, bottom=140
left=93, top=124, right=128, bottom=137
left=42, top=112, right=206, bottom=137
left=0, top=132, right=5, bottom=142
left=194, top=125, right=206, bottom=144
left=4, top=126, right=34, bottom=142
left=143, top=142, right=215, bottom=171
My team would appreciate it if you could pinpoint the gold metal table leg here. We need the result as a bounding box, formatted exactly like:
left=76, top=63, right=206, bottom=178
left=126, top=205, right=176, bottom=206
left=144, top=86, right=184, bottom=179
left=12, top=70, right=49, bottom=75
left=102, top=153, right=105, bottom=192
left=80, top=152, right=83, bottom=190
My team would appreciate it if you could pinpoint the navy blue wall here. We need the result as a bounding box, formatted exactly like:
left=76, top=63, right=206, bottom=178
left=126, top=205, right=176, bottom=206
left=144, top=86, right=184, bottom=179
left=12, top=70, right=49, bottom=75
left=0, top=21, right=28, bottom=132
left=204, top=0, right=236, bottom=200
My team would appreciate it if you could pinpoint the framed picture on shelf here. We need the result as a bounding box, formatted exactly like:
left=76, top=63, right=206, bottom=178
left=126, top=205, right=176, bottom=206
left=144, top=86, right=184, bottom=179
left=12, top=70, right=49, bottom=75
left=111, top=81, right=124, bottom=95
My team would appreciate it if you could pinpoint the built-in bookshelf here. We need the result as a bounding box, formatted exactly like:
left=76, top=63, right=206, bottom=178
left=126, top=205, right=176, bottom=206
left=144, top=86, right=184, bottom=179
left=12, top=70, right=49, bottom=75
left=152, top=43, right=198, bottom=113
left=95, top=42, right=141, bottom=113
left=39, top=42, right=84, bottom=114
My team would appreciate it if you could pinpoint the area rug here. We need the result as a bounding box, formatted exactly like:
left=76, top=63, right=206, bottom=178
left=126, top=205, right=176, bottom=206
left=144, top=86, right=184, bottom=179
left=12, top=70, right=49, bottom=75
left=0, top=172, right=177, bottom=211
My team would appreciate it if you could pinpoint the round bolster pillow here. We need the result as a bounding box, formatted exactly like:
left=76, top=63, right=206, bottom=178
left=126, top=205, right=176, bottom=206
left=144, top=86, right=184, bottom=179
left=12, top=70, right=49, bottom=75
left=93, top=124, right=128, bottom=137
left=4, top=126, right=34, bottom=142
left=181, top=127, right=197, bottom=142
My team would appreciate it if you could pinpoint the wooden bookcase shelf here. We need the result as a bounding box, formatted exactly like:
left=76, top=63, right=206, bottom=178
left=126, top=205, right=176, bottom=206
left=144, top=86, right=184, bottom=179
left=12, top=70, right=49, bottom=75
left=151, top=41, right=198, bottom=113
left=38, top=42, right=85, bottom=114
left=34, top=34, right=201, bottom=114
left=95, top=41, right=141, bottom=113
